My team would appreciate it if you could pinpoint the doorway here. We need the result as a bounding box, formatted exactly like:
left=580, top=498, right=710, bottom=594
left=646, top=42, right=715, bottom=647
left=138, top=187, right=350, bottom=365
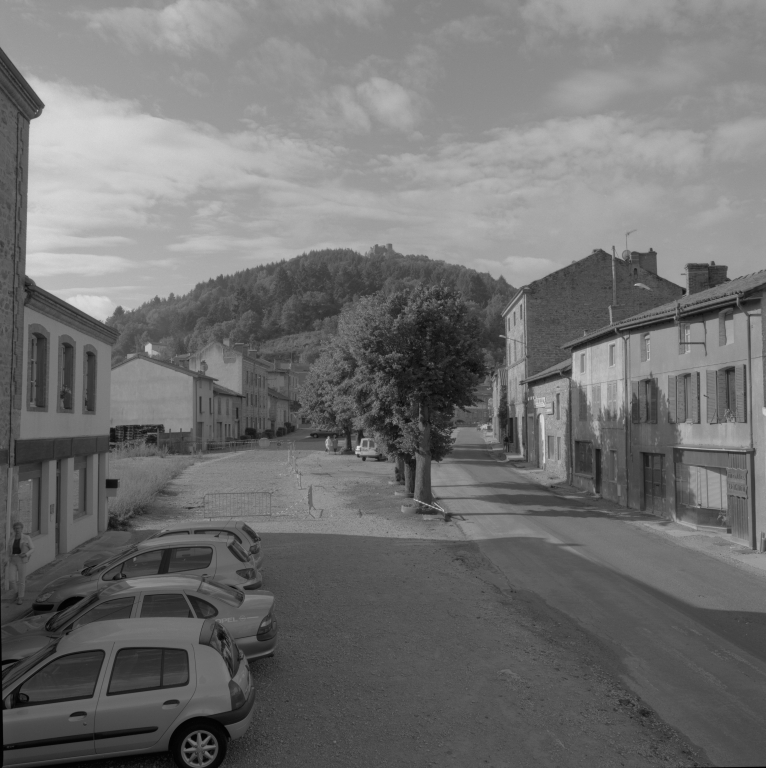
left=642, top=453, right=667, bottom=515
left=594, top=449, right=602, bottom=495
left=538, top=414, right=545, bottom=469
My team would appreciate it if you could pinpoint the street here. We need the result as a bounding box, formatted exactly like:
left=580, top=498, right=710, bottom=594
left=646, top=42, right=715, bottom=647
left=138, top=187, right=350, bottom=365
left=433, top=429, right=766, bottom=767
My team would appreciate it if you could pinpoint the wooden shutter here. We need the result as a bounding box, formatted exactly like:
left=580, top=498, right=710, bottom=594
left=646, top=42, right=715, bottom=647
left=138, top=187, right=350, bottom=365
left=691, top=372, right=700, bottom=423
left=718, top=311, right=727, bottom=346
left=717, top=369, right=727, bottom=421
left=735, top=364, right=747, bottom=422
left=649, top=378, right=658, bottom=423
left=706, top=369, right=717, bottom=423
left=638, top=380, right=647, bottom=423
left=631, top=381, right=640, bottom=423
left=667, top=375, right=677, bottom=423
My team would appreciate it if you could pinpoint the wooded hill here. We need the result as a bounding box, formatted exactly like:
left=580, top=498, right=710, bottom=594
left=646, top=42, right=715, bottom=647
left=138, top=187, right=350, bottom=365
left=106, top=246, right=515, bottom=364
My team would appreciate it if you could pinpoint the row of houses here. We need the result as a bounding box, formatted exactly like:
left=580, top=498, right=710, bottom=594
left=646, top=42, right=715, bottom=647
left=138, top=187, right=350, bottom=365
left=493, top=252, right=765, bottom=551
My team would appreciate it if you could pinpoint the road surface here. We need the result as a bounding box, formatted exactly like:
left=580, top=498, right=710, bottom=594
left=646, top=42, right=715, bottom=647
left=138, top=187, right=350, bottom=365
left=433, top=429, right=766, bottom=767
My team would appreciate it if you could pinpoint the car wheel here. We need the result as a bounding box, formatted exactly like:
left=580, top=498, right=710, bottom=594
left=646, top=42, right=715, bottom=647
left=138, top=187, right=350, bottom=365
left=57, top=596, right=83, bottom=611
left=362, top=457, right=366, bottom=461
left=171, top=720, right=228, bottom=768
left=310, top=433, right=317, bottom=438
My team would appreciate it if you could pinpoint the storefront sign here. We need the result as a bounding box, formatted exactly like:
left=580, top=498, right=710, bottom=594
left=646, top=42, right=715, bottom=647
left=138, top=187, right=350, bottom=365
left=727, top=468, right=748, bottom=498
left=534, top=397, right=547, bottom=408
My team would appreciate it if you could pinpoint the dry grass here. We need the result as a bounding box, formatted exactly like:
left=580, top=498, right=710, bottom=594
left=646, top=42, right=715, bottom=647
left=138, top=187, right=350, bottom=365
left=108, top=454, right=196, bottom=528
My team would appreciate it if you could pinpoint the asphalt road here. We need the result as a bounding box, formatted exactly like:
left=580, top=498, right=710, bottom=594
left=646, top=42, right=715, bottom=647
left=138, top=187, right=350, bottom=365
left=432, top=429, right=766, bottom=767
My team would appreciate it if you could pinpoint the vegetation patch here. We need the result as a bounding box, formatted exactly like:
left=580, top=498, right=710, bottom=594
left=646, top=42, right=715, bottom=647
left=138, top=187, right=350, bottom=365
left=108, top=454, right=196, bottom=528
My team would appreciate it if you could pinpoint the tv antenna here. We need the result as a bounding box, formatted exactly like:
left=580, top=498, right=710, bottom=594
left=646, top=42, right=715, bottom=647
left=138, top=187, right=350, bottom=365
left=624, top=229, right=637, bottom=259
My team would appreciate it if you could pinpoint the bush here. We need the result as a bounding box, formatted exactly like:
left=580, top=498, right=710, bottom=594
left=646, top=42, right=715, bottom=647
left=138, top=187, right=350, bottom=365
left=244, top=428, right=257, bottom=438
left=276, top=427, right=286, bottom=437
left=108, top=455, right=195, bottom=528
left=264, top=429, right=274, bottom=439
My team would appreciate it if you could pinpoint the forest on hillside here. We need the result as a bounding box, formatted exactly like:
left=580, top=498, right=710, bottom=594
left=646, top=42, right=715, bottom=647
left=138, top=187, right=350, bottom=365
left=105, top=246, right=515, bottom=364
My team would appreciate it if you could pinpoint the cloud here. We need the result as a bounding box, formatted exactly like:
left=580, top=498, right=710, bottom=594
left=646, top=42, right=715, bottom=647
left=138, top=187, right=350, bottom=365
left=82, top=0, right=243, bottom=55
left=65, top=295, right=117, bottom=321
left=356, top=77, right=420, bottom=132
left=689, top=196, right=738, bottom=228
left=712, top=116, right=766, bottom=160
left=239, top=38, right=326, bottom=90
left=26, top=253, right=135, bottom=278
left=273, top=0, right=389, bottom=25
left=431, top=15, right=502, bottom=44
left=520, top=0, right=765, bottom=36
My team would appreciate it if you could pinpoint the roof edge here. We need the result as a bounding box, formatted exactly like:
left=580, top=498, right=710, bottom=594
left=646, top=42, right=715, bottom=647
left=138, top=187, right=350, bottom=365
left=0, top=47, right=44, bottom=120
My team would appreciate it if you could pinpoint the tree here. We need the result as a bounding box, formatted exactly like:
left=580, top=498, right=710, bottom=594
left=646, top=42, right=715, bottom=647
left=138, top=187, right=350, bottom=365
left=340, top=285, right=485, bottom=505
left=298, top=343, right=358, bottom=452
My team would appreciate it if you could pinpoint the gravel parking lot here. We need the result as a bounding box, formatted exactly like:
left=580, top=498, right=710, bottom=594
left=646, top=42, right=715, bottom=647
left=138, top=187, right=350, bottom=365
left=87, top=445, right=706, bottom=768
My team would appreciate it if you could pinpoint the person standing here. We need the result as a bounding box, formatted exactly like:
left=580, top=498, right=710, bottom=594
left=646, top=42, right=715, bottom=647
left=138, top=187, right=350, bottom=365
left=503, top=434, right=510, bottom=452
left=331, top=436, right=339, bottom=454
left=8, top=521, right=34, bottom=605
left=325, top=435, right=332, bottom=453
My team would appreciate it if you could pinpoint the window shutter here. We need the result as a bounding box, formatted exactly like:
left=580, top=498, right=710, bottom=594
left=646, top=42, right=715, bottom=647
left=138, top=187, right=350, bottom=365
left=677, top=374, right=686, bottom=423
left=631, top=381, right=640, bottom=423
left=639, top=380, right=647, bottom=423
left=706, top=369, right=717, bottom=423
left=649, top=378, right=658, bottom=423
left=735, top=364, right=746, bottom=422
left=718, top=311, right=727, bottom=346
left=667, top=375, right=677, bottom=423
left=716, top=368, right=728, bottom=421
left=691, top=372, right=700, bottom=423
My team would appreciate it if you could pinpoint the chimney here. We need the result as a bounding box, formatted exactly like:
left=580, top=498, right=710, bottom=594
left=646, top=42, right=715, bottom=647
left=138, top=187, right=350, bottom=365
left=685, top=261, right=729, bottom=295
left=630, top=248, right=658, bottom=275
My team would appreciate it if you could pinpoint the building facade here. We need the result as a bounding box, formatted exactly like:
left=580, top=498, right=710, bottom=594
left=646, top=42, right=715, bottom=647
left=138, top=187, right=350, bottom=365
left=111, top=355, right=217, bottom=447
left=502, top=249, right=684, bottom=460
left=563, top=265, right=765, bottom=550
left=522, top=360, right=571, bottom=482
left=268, top=388, right=291, bottom=433
left=212, top=384, right=245, bottom=441
left=1, top=48, right=44, bottom=585
left=15, top=280, right=119, bottom=575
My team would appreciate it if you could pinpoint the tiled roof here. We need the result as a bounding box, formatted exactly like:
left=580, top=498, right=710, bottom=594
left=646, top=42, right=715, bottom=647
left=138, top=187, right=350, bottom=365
left=267, top=387, right=290, bottom=400
left=112, top=353, right=216, bottom=380
left=562, top=268, right=766, bottom=349
left=213, top=383, right=244, bottom=398
left=522, top=357, right=572, bottom=384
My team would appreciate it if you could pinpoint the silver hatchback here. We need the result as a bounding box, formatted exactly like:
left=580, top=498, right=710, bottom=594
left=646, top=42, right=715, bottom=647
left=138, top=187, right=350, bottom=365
left=32, top=534, right=262, bottom=614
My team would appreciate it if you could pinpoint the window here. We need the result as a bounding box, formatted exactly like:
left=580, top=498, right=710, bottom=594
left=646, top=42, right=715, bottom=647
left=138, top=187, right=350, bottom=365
left=640, top=333, right=650, bottom=362
left=28, top=328, right=49, bottom=409
left=166, top=546, right=213, bottom=573
left=199, top=396, right=203, bottom=414
left=609, top=450, right=618, bottom=482
left=209, top=397, right=212, bottom=414
left=547, top=435, right=554, bottom=459
left=107, top=648, right=189, bottom=695
left=556, top=436, right=561, bottom=460
left=58, top=337, right=75, bottom=411
left=226, top=398, right=230, bottom=416
left=579, top=353, right=585, bottom=373
left=83, top=348, right=97, bottom=413
left=575, top=441, right=593, bottom=475
left=608, top=343, right=615, bottom=367
left=555, top=393, right=560, bottom=420
left=631, top=378, right=658, bottom=423
left=592, top=384, right=601, bottom=415
left=719, top=310, right=734, bottom=346
left=17, top=464, right=42, bottom=535
left=18, top=651, right=104, bottom=706
left=140, top=593, right=193, bottom=618
left=73, top=457, right=87, bottom=518
left=520, top=305, right=523, bottom=320
left=578, top=385, right=587, bottom=421
left=227, top=540, right=250, bottom=563
left=679, top=323, right=691, bottom=354
left=71, top=597, right=135, bottom=629
left=188, top=595, right=218, bottom=618
left=217, top=397, right=221, bottom=415
left=606, top=381, right=618, bottom=421
left=706, top=365, right=746, bottom=423
left=104, top=549, right=164, bottom=581
left=513, top=311, right=516, bottom=326
left=676, top=465, right=726, bottom=511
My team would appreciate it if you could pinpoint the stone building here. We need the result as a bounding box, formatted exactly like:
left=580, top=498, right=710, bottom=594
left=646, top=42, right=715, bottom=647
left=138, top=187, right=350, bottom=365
left=563, top=264, right=766, bottom=550
left=1, top=47, right=44, bottom=586
left=212, top=383, right=245, bottom=441
left=522, top=359, right=572, bottom=482
left=502, top=248, right=684, bottom=460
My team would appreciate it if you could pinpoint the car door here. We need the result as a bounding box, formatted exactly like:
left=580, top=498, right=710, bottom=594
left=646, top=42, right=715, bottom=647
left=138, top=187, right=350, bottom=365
left=3, top=649, right=107, bottom=765
left=93, top=643, right=196, bottom=754
left=164, top=546, right=215, bottom=579
left=100, top=549, right=167, bottom=585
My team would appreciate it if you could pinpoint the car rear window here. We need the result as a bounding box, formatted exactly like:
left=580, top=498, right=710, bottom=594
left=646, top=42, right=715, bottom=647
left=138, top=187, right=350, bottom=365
left=226, top=540, right=249, bottom=563
left=107, top=648, right=189, bottom=695
left=207, top=623, right=239, bottom=677
left=241, top=523, right=259, bottom=542
left=198, top=579, right=243, bottom=607
left=167, top=546, right=213, bottom=573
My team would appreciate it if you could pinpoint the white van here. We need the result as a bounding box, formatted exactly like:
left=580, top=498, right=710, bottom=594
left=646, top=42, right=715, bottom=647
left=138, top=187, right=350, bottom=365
left=355, top=438, right=384, bottom=462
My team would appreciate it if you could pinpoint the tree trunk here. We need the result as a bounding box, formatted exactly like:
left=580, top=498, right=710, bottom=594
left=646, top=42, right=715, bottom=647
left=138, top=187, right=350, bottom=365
left=395, top=454, right=405, bottom=484
left=404, top=457, right=416, bottom=495
left=356, top=428, right=364, bottom=447
left=344, top=429, right=353, bottom=453
left=414, top=400, right=432, bottom=505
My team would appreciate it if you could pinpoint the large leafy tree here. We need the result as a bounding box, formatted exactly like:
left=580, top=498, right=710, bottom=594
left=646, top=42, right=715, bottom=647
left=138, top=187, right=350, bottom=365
left=340, top=285, right=485, bottom=505
left=298, top=342, right=358, bottom=452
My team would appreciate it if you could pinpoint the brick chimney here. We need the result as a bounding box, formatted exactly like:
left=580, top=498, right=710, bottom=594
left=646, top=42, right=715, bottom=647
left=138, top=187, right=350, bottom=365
left=685, top=261, right=729, bottom=295
left=630, top=248, right=658, bottom=275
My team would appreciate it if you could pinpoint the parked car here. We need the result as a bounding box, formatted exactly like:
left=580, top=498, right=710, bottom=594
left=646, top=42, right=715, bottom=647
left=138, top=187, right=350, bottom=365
left=355, top=437, right=384, bottom=462
left=31, top=534, right=262, bottom=614
left=2, top=617, right=254, bottom=768
left=146, top=520, right=263, bottom=570
left=2, top=576, right=277, bottom=668
left=309, top=428, right=337, bottom=438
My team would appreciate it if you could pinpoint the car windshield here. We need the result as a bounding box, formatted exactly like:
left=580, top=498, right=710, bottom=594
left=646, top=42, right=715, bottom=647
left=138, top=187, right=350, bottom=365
left=81, top=546, right=138, bottom=576
left=198, top=579, right=244, bottom=607
left=2, top=641, right=58, bottom=687
left=46, top=593, right=100, bottom=632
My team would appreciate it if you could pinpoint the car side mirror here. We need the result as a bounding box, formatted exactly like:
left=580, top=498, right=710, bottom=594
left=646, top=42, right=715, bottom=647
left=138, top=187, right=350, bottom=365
left=113, top=572, right=126, bottom=581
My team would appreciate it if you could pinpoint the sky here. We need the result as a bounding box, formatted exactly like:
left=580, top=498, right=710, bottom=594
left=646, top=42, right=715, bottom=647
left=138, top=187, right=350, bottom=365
left=3, top=0, right=765, bottom=320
